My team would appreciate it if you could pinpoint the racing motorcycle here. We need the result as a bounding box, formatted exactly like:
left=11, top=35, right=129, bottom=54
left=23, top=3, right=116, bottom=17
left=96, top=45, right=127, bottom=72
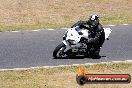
left=53, top=26, right=112, bottom=58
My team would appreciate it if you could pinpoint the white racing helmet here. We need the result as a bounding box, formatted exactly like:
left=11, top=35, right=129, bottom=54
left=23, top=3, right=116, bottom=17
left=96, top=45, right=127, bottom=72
left=89, top=15, right=99, bottom=27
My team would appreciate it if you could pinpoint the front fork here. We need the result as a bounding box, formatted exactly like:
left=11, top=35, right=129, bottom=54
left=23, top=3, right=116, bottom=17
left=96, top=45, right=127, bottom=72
left=62, top=40, right=70, bottom=53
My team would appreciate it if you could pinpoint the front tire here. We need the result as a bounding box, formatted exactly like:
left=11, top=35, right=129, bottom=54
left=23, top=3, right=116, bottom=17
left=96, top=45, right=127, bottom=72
left=53, top=43, right=66, bottom=58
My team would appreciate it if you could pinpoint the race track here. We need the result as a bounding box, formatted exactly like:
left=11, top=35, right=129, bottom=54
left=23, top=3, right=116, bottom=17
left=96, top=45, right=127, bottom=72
left=0, top=25, right=132, bottom=69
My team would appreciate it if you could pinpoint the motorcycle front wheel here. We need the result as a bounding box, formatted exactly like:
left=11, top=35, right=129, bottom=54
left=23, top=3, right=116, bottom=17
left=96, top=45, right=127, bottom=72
left=53, top=43, right=66, bottom=59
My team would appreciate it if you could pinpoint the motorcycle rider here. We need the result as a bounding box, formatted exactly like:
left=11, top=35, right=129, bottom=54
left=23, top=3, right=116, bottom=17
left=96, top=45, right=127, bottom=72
left=71, top=15, right=105, bottom=59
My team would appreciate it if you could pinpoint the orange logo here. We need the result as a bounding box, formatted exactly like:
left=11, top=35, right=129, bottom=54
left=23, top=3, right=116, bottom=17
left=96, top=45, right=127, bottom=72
left=76, top=65, right=131, bottom=85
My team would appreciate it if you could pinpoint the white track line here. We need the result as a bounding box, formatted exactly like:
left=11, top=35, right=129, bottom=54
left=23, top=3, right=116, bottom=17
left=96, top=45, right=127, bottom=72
left=101, top=62, right=111, bottom=64
left=47, top=29, right=54, bottom=30
left=125, top=60, right=132, bottom=62
left=62, top=28, right=69, bottom=30
left=108, top=25, right=116, bottom=26
left=1, top=60, right=132, bottom=71
left=112, top=61, right=122, bottom=63
left=32, top=30, right=40, bottom=31
left=122, top=24, right=129, bottom=25
left=72, top=64, right=80, bottom=66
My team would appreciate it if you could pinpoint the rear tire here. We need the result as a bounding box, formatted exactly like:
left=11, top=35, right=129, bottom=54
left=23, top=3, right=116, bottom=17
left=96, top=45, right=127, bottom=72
left=53, top=43, right=66, bottom=58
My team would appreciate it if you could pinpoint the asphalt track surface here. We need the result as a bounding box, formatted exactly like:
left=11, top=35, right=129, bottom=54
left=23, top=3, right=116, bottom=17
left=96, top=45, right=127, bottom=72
left=0, top=25, right=132, bottom=69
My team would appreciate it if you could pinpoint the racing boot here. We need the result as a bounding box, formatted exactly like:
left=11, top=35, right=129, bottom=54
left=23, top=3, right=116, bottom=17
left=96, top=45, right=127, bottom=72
left=91, top=48, right=101, bottom=59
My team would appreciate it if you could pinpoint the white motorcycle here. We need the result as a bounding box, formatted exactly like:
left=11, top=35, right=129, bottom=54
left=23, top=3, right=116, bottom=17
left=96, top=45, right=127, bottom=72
left=53, top=26, right=112, bottom=58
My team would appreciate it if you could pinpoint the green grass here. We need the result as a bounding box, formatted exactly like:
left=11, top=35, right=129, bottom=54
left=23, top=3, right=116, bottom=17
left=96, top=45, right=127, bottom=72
left=0, top=23, right=71, bottom=32
left=0, top=62, right=132, bottom=88
left=0, top=15, right=132, bottom=32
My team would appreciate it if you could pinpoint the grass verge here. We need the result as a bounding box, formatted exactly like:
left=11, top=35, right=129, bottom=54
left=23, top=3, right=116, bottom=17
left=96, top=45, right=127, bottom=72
left=0, top=62, right=132, bottom=88
left=0, top=0, right=132, bottom=31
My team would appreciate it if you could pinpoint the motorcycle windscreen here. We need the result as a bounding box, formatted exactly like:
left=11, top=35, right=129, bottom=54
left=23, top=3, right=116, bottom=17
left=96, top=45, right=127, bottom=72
left=66, top=28, right=81, bottom=44
left=103, top=28, right=112, bottom=39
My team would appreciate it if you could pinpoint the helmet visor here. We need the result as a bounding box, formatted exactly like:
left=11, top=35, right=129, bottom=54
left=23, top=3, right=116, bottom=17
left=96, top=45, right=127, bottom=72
left=91, top=20, right=98, bottom=26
